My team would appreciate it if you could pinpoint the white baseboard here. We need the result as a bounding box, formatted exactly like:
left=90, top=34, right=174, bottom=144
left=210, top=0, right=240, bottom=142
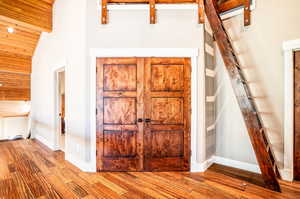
left=280, top=168, right=293, bottom=182
left=191, top=156, right=215, bottom=172
left=34, top=134, right=261, bottom=175
left=214, top=156, right=261, bottom=174
left=66, top=154, right=95, bottom=172
left=35, top=134, right=57, bottom=151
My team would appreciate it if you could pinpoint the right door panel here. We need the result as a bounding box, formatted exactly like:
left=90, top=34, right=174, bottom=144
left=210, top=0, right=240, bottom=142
left=143, top=58, right=191, bottom=171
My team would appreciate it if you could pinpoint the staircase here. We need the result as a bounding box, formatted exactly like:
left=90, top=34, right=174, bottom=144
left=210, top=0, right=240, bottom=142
left=205, top=0, right=281, bottom=192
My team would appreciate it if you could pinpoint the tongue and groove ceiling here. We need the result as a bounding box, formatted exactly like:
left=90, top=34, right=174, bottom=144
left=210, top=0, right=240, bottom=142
left=0, top=0, right=55, bottom=101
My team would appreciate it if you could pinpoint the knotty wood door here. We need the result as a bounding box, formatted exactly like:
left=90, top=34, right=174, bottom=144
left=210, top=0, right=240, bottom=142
left=96, top=58, right=144, bottom=171
left=96, top=57, right=191, bottom=172
left=143, top=58, right=191, bottom=171
left=295, top=51, right=300, bottom=180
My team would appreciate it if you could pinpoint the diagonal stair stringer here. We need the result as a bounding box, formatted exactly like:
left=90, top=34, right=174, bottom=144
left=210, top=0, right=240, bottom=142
left=204, top=0, right=281, bottom=192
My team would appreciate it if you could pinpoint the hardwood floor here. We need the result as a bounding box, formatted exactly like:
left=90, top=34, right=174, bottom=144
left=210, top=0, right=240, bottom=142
left=0, top=139, right=300, bottom=199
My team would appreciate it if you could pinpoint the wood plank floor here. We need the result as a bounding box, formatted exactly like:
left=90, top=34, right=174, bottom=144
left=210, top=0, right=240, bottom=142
left=0, top=139, right=300, bottom=199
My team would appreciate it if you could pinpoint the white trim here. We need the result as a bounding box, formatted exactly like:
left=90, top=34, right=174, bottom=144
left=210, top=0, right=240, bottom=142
left=53, top=66, right=66, bottom=152
left=191, top=156, right=215, bottom=172
left=281, top=169, right=294, bottom=182
left=35, top=135, right=57, bottom=151
left=283, top=39, right=300, bottom=51
left=214, top=156, right=261, bottom=174
left=283, top=39, right=300, bottom=181
left=89, top=48, right=204, bottom=172
left=90, top=48, right=199, bottom=58
left=66, top=154, right=94, bottom=172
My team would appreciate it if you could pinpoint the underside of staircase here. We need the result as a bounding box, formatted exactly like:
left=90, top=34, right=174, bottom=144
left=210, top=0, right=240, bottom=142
left=205, top=0, right=281, bottom=192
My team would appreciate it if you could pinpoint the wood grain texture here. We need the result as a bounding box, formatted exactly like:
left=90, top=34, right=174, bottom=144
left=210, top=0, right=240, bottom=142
left=101, top=0, right=108, bottom=24
left=151, top=98, right=184, bottom=124
left=0, top=88, right=30, bottom=101
left=151, top=64, right=184, bottom=91
left=103, top=97, right=137, bottom=124
left=103, top=131, right=137, bottom=157
left=205, top=0, right=281, bottom=192
left=198, top=0, right=205, bottom=24
left=294, top=51, right=300, bottom=180
left=104, top=64, right=137, bottom=91
left=0, top=51, right=31, bottom=74
left=217, top=0, right=244, bottom=13
left=0, top=0, right=53, bottom=32
left=0, top=21, right=40, bottom=56
left=244, top=0, right=251, bottom=26
left=97, top=57, right=191, bottom=172
left=0, top=0, right=54, bottom=101
left=144, top=57, right=191, bottom=171
left=149, top=0, right=156, bottom=24
left=97, top=58, right=143, bottom=171
left=0, top=139, right=300, bottom=199
left=0, top=72, right=30, bottom=89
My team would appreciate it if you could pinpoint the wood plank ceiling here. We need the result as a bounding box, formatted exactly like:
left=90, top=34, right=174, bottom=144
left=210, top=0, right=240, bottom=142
left=0, top=0, right=55, bottom=101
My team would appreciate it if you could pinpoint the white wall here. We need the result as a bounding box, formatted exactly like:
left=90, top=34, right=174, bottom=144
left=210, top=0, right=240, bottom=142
left=32, top=0, right=88, bottom=164
left=215, top=47, right=257, bottom=165
left=32, top=0, right=205, bottom=168
left=0, top=117, right=29, bottom=140
left=215, top=0, right=300, bottom=170
left=0, top=118, right=3, bottom=139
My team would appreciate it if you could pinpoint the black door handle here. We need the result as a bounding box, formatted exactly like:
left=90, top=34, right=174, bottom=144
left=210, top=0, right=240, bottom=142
left=145, top=118, right=151, bottom=123
left=137, top=118, right=143, bottom=123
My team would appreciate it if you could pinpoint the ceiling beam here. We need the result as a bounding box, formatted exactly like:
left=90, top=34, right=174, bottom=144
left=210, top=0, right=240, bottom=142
left=217, top=0, right=244, bottom=13
left=0, top=0, right=53, bottom=32
left=0, top=51, right=31, bottom=74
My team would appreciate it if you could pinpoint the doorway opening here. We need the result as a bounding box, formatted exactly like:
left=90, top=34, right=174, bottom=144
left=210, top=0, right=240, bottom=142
left=55, top=68, right=66, bottom=151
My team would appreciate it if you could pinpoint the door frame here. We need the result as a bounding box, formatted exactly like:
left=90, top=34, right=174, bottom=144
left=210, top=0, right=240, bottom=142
left=54, top=66, right=66, bottom=151
left=89, top=48, right=205, bottom=172
left=283, top=39, right=300, bottom=181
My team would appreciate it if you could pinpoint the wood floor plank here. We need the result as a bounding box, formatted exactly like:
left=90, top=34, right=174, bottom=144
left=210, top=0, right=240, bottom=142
left=0, top=139, right=299, bottom=199
left=67, top=181, right=89, bottom=198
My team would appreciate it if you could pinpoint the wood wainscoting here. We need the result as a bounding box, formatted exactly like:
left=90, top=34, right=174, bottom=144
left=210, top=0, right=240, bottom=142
left=96, top=57, right=191, bottom=172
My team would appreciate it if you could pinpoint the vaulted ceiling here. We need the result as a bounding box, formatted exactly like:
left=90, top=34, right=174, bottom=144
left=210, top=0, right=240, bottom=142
left=0, top=0, right=55, bottom=101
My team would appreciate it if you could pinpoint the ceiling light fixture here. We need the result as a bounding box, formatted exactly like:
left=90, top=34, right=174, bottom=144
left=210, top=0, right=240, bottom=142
left=0, top=83, right=3, bottom=87
left=7, top=27, right=14, bottom=33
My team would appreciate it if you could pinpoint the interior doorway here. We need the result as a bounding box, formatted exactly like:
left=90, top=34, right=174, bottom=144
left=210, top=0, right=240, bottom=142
left=55, top=68, right=66, bottom=152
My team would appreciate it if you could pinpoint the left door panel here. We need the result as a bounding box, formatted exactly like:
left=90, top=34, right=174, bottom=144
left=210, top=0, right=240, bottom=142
left=96, top=58, right=144, bottom=171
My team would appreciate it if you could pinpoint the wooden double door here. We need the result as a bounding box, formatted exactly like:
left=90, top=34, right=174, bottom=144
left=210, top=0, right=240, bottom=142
left=96, top=57, right=191, bottom=171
